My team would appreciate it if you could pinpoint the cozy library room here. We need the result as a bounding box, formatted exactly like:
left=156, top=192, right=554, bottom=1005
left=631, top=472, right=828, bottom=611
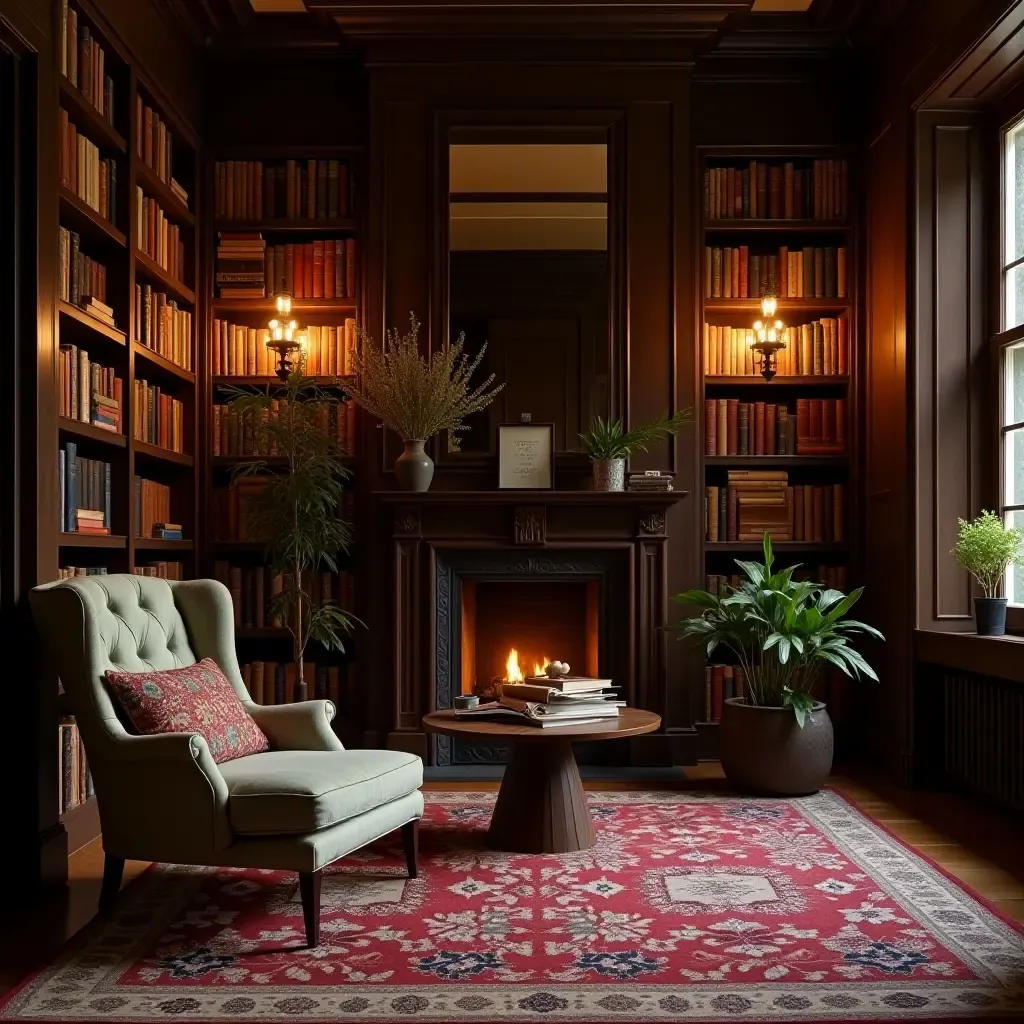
left=3, top=1, right=1024, bottom=1021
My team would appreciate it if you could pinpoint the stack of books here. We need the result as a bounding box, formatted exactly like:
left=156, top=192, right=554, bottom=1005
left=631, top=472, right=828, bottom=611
left=59, top=566, right=109, bottom=579
left=58, top=345, right=122, bottom=433
left=795, top=398, right=846, bottom=454
left=60, top=443, right=111, bottom=534
left=628, top=471, right=674, bottom=492
left=83, top=297, right=115, bottom=328
left=706, top=470, right=790, bottom=543
left=152, top=522, right=182, bottom=541
left=135, top=189, right=186, bottom=284
left=134, top=476, right=171, bottom=539
left=58, top=229, right=110, bottom=313
left=75, top=508, right=109, bottom=535
left=217, top=232, right=266, bottom=298
left=455, top=675, right=622, bottom=728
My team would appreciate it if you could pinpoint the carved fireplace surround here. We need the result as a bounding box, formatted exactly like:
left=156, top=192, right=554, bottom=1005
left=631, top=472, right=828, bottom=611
left=378, top=489, right=686, bottom=766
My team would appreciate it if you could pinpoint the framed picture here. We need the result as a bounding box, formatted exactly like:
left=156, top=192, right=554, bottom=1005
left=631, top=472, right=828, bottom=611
left=498, top=423, right=554, bottom=490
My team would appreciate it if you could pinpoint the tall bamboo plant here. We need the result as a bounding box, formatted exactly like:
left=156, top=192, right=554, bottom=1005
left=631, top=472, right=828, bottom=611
left=226, top=374, right=358, bottom=699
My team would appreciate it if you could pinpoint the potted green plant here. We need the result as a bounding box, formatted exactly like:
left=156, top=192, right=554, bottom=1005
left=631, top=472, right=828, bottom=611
left=674, top=534, right=884, bottom=795
left=344, top=313, right=504, bottom=491
left=952, top=510, right=1024, bottom=635
left=579, top=410, right=690, bottom=491
left=226, top=375, right=359, bottom=700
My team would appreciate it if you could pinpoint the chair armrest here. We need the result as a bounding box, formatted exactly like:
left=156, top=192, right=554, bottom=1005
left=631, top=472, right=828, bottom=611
left=99, top=731, right=233, bottom=859
left=247, top=700, right=344, bottom=751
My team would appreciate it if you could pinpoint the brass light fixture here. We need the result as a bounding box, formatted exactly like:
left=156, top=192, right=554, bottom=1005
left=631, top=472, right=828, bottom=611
left=749, top=291, right=786, bottom=380
left=265, top=287, right=305, bottom=380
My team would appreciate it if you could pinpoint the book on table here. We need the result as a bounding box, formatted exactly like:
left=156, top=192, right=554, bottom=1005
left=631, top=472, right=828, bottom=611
left=453, top=700, right=617, bottom=728
left=454, top=678, right=623, bottom=727
left=522, top=674, right=614, bottom=694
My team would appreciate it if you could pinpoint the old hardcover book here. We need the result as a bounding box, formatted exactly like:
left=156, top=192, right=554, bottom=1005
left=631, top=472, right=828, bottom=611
left=738, top=402, right=750, bottom=455
left=706, top=486, right=719, bottom=542
left=765, top=403, right=777, bottom=456
left=726, top=398, right=739, bottom=456
left=704, top=399, right=717, bottom=456
left=717, top=398, right=728, bottom=457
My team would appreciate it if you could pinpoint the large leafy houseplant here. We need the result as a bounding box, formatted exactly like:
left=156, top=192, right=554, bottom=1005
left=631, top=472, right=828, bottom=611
left=226, top=374, right=358, bottom=698
left=674, top=534, right=883, bottom=725
left=952, top=510, right=1024, bottom=598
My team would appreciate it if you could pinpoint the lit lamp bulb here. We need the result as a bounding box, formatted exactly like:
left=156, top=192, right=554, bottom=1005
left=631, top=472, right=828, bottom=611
left=761, top=293, right=777, bottom=318
left=749, top=292, right=785, bottom=380
left=275, top=292, right=292, bottom=316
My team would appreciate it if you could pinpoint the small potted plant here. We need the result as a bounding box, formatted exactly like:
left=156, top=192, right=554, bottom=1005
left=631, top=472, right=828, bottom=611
left=345, top=313, right=505, bottom=491
left=579, top=410, right=690, bottom=491
left=674, top=534, right=883, bottom=796
left=952, top=510, right=1024, bottom=636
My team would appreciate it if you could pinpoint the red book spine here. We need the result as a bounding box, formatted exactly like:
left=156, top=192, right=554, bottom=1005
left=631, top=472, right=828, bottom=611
left=726, top=398, right=739, bottom=456
left=705, top=399, right=717, bottom=457
left=293, top=245, right=304, bottom=299
left=324, top=240, right=335, bottom=299
left=836, top=397, right=847, bottom=449
left=312, top=240, right=324, bottom=298
left=796, top=398, right=810, bottom=448
left=304, top=242, right=314, bottom=297
left=754, top=401, right=766, bottom=456
left=765, top=403, right=777, bottom=456
left=739, top=245, right=748, bottom=298
left=809, top=399, right=823, bottom=445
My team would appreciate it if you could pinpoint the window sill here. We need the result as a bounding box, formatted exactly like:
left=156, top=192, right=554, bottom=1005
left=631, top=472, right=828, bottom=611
left=915, top=629, right=1024, bottom=685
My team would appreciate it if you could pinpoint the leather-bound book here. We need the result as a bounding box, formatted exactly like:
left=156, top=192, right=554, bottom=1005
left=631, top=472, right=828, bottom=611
left=726, top=485, right=738, bottom=541
left=738, top=402, right=750, bottom=455
left=837, top=246, right=847, bottom=297
left=345, top=239, right=356, bottom=298
left=312, top=240, right=324, bottom=298
left=705, top=486, right=719, bottom=541
left=765, top=403, right=777, bottom=456
left=304, top=242, right=314, bottom=296
left=838, top=316, right=848, bottom=375
left=778, top=245, right=788, bottom=298
left=717, top=398, right=728, bottom=456
left=783, top=162, right=794, bottom=219
left=307, top=159, right=317, bottom=219
left=324, top=240, right=335, bottom=299
left=726, top=398, right=739, bottom=456
left=754, top=401, right=766, bottom=456
left=712, top=247, right=722, bottom=298
left=833, top=483, right=846, bottom=542
left=705, top=399, right=717, bottom=457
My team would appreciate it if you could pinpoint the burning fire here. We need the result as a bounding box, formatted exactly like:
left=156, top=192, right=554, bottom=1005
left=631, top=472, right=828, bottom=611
left=505, top=648, right=550, bottom=682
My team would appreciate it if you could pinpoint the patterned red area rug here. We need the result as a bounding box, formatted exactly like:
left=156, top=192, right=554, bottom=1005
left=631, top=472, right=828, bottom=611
left=3, top=790, right=1024, bottom=1022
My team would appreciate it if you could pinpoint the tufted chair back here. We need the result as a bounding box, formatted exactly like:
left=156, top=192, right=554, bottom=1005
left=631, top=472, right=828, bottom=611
left=30, top=574, right=248, bottom=774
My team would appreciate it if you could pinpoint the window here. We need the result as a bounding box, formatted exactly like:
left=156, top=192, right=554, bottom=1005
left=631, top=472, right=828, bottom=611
left=999, top=117, right=1024, bottom=605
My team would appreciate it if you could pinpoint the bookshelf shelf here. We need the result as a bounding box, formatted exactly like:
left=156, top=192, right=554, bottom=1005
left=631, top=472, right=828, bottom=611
left=703, top=298, right=850, bottom=313
left=215, top=218, right=358, bottom=234
left=59, top=533, right=128, bottom=549
left=705, top=455, right=846, bottom=467
left=58, top=417, right=127, bottom=447
left=212, top=374, right=354, bottom=388
left=704, top=374, right=849, bottom=387
left=59, top=77, right=127, bottom=154
left=134, top=159, right=196, bottom=228
left=57, top=300, right=127, bottom=345
left=132, top=342, right=196, bottom=384
left=133, top=249, right=196, bottom=305
left=133, top=440, right=194, bottom=467
left=210, top=298, right=357, bottom=314
left=134, top=538, right=194, bottom=551
left=58, top=185, right=126, bottom=247
left=704, top=219, right=850, bottom=234
left=704, top=540, right=847, bottom=553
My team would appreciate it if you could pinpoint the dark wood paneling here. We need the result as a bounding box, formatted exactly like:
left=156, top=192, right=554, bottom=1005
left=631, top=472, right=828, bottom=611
left=915, top=114, right=986, bottom=628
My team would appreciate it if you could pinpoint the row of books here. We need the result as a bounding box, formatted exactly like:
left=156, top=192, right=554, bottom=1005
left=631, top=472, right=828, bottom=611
left=704, top=245, right=847, bottom=300
left=134, top=284, right=193, bottom=371
left=210, top=318, right=357, bottom=378
left=629, top=471, right=674, bottom=492
left=133, top=562, right=184, bottom=579
left=456, top=675, right=622, bottom=728
left=58, top=566, right=108, bottom=579
left=59, top=112, right=118, bottom=226
left=214, top=159, right=353, bottom=222
left=212, top=400, right=355, bottom=458
left=135, top=96, right=185, bottom=202
left=60, top=443, right=111, bottom=534
left=706, top=564, right=848, bottom=594
left=704, top=319, right=847, bottom=378
left=705, top=472, right=846, bottom=543
left=702, top=664, right=747, bottom=722
left=704, top=159, right=848, bottom=221
left=133, top=380, right=184, bottom=453
left=216, top=233, right=264, bottom=299
left=240, top=661, right=349, bottom=707
left=704, top=398, right=847, bottom=457
left=214, top=563, right=355, bottom=630
left=135, top=188, right=187, bottom=286
left=133, top=476, right=177, bottom=540
left=60, top=5, right=115, bottom=126
left=58, top=228, right=110, bottom=314
left=59, top=344, right=121, bottom=432
left=265, top=239, right=358, bottom=301
left=57, top=718, right=93, bottom=815
left=213, top=481, right=355, bottom=542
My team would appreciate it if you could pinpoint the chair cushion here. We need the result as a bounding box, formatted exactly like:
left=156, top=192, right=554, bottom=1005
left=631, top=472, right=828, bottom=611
left=218, top=749, right=423, bottom=836
left=105, top=658, right=270, bottom=763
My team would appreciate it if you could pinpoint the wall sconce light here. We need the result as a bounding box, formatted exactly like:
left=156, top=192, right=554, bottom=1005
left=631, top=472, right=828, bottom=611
left=749, top=291, right=786, bottom=380
left=265, top=287, right=304, bottom=380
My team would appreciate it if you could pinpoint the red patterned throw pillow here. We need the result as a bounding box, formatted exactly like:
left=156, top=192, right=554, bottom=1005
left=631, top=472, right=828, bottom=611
left=105, top=658, right=269, bottom=763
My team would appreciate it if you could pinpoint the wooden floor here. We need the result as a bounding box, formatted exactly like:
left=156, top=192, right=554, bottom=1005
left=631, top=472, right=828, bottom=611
left=1, top=768, right=1022, bottom=998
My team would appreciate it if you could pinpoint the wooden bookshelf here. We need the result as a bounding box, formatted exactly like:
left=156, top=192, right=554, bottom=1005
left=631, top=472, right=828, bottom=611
left=697, top=147, right=857, bottom=749
left=51, top=0, right=202, bottom=858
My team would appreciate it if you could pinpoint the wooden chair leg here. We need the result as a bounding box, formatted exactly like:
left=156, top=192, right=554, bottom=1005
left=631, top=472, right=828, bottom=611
left=298, top=870, right=322, bottom=948
left=401, top=819, right=419, bottom=879
left=98, top=855, right=125, bottom=911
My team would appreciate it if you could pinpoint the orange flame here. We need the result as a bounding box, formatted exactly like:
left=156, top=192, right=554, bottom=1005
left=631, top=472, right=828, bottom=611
left=505, top=649, right=551, bottom=682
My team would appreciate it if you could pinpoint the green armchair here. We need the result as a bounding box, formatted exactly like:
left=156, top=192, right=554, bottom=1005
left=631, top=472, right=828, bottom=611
left=30, top=574, right=423, bottom=948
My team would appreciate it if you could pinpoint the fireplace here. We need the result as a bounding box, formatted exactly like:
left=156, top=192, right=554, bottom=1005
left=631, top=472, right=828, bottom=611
left=376, top=490, right=689, bottom=766
left=459, top=579, right=600, bottom=695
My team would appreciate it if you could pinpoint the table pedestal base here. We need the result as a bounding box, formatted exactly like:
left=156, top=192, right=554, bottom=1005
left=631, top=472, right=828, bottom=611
left=487, top=739, right=596, bottom=853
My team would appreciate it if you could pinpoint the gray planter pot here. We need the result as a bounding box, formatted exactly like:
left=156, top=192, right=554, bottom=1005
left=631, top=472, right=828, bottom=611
left=592, top=458, right=626, bottom=491
left=720, top=698, right=834, bottom=796
left=395, top=439, right=434, bottom=492
left=975, top=596, right=1008, bottom=636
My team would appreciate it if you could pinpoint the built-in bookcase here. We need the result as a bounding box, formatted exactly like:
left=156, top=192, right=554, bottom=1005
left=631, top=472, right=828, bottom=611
left=54, top=0, right=200, bottom=849
left=696, top=147, right=857, bottom=758
left=201, top=146, right=365, bottom=742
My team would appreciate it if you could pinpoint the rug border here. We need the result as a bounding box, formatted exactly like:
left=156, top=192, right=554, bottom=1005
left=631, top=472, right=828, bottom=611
left=0, top=788, right=1021, bottom=1024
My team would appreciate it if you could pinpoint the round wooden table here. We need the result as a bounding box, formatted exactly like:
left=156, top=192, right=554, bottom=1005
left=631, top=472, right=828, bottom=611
left=422, top=708, right=662, bottom=854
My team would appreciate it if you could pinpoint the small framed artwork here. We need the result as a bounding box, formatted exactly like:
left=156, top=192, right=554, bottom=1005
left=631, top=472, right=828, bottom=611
left=498, top=422, right=554, bottom=490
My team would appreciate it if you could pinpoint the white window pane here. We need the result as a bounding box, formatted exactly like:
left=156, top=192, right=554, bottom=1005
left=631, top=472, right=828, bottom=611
left=1007, top=119, right=1024, bottom=266
left=1004, top=342, right=1024, bottom=425
left=1006, top=427, right=1024, bottom=504
left=1005, top=510, right=1024, bottom=605
left=1006, top=265, right=1024, bottom=329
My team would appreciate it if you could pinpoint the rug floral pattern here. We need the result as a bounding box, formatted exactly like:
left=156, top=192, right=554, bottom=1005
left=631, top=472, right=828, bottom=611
left=4, top=791, right=1024, bottom=1021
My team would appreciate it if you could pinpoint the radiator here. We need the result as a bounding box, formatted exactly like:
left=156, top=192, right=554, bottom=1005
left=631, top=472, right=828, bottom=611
left=942, top=671, right=1024, bottom=812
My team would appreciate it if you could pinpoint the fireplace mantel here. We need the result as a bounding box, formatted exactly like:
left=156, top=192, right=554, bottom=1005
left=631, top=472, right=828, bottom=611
left=374, top=487, right=689, bottom=766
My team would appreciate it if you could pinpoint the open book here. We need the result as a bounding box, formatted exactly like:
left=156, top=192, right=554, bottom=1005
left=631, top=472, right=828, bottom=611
left=454, top=696, right=621, bottom=728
